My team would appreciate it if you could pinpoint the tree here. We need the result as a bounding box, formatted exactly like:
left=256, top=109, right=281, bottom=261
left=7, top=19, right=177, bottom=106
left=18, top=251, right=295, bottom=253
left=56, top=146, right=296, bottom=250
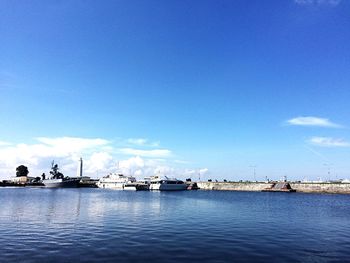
left=16, top=165, right=29, bottom=177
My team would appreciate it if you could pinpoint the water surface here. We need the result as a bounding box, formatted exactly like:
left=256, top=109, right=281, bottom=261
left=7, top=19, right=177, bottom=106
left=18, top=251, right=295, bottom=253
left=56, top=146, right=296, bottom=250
left=0, top=188, right=349, bottom=262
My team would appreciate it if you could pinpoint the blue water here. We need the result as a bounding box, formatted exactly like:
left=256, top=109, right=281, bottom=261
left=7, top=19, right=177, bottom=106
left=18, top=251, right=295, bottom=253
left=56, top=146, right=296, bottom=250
left=0, top=188, right=349, bottom=262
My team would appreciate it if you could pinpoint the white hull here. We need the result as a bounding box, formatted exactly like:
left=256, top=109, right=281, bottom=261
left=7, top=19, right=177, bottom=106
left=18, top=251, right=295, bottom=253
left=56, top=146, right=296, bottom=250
left=123, top=185, right=137, bottom=190
left=150, top=183, right=187, bottom=191
left=96, top=182, right=125, bottom=189
left=124, top=183, right=150, bottom=191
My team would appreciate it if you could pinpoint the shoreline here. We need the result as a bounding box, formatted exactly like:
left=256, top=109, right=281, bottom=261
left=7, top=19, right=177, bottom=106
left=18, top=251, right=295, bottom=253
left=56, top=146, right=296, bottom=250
left=2, top=180, right=350, bottom=194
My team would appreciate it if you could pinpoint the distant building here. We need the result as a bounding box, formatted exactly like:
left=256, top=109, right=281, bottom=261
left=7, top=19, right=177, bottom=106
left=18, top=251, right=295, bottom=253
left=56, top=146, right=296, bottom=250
left=11, top=176, right=35, bottom=184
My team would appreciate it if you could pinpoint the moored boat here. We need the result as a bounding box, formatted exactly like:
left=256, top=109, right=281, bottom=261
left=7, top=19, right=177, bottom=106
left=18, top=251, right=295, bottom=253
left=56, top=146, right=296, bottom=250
left=97, top=173, right=136, bottom=189
left=43, top=178, right=81, bottom=188
left=43, top=162, right=80, bottom=188
left=149, top=176, right=187, bottom=191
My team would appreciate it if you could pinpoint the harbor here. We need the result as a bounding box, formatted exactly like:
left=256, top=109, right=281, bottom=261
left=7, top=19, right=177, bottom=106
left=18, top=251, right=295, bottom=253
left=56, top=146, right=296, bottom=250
left=3, top=173, right=350, bottom=194
left=0, top=159, right=192, bottom=191
left=2, top=158, right=350, bottom=194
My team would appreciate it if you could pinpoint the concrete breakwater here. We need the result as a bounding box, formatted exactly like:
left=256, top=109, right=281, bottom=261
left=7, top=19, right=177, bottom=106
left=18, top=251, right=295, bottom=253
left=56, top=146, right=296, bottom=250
left=197, top=182, right=350, bottom=194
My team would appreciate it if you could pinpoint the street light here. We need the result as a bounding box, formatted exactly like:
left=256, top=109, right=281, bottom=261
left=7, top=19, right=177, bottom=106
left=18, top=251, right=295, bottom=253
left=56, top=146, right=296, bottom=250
left=323, top=163, right=332, bottom=181
left=249, top=165, right=257, bottom=182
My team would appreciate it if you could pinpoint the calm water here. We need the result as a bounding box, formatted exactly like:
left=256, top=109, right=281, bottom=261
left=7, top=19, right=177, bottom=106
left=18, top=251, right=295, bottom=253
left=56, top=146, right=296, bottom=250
left=0, top=188, right=349, bottom=262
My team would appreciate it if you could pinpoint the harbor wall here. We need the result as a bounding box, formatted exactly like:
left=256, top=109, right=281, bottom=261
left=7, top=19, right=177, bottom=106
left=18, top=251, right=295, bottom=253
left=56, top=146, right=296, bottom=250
left=197, top=182, right=273, bottom=191
left=290, top=182, right=350, bottom=194
left=197, top=182, right=350, bottom=194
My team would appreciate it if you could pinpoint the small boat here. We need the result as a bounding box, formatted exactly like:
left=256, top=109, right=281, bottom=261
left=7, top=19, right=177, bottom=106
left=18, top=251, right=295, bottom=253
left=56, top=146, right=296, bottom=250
left=43, top=162, right=80, bottom=188
left=97, top=173, right=136, bottom=189
left=149, top=176, right=187, bottom=191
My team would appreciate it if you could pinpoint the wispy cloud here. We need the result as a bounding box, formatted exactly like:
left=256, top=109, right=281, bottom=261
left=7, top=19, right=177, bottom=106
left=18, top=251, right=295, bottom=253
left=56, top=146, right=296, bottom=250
left=127, top=138, right=160, bottom=147
left=286, top=116, right=342, bottom=128
left=183, top=168, right=209, bottom=178
left=294, top=0, right=341, bottom=6
left=308, top=136, right=350, bottom=147
left=119, top=148, right=172, bottom=158
left=0, top=141, right=12, bottom=146
left=36, top=137, right=109, bottom=152
left=304, top=145, right=329, bottom=162
left=174, top=160, right=190, bottom=164
left=199, top=168, right=209, bottom=174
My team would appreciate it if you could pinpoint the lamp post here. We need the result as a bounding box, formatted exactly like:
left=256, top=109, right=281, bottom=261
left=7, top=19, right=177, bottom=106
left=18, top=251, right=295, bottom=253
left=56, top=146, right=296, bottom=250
left=323, top=163, right=332, bottom=181
left=249, top=165, right=256, bottom=182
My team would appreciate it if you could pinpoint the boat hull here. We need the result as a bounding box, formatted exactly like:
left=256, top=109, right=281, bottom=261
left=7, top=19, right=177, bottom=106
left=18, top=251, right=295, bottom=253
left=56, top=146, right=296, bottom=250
left=124, top=183, right=150, bottom=191
left=96, top=182, right=124, bottom=189
left=43, top=178, right=80, bottom=188
left=150, top=184, right=187, bottom=191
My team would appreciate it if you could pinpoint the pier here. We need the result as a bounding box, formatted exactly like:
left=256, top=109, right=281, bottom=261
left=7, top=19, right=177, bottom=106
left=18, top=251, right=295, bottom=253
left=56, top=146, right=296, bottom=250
left=197, top=181, right=350, bottom=194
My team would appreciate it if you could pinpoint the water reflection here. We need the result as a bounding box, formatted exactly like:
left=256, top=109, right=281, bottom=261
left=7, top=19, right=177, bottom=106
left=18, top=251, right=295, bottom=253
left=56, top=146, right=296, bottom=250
left=1, top=188, right=350, bottom=262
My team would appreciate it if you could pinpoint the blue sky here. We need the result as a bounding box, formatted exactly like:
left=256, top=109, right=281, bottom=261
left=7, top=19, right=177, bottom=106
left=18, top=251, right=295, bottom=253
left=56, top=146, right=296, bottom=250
left=1, top=0, right=350, bottom=181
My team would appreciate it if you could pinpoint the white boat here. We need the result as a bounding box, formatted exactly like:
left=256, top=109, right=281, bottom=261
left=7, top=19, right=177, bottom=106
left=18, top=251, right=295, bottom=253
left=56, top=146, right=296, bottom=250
left=149, top=176, right=187, bottom=191
left=97, top=173, right=136, bottom=189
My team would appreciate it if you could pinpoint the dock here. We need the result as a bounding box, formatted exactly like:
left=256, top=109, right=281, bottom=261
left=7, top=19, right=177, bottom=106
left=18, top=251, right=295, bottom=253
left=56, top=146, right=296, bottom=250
left=262, top=182, right=296, bottom=192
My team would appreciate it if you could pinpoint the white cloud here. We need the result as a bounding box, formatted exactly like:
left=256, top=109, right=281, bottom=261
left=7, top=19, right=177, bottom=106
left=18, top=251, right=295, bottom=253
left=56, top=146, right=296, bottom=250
left=309, top=136, right=350, bottom=147
left=127, top=138, right=147, bottom=145
left=286, top=116, right=341, bottom=128
left=127, top=138, right=160, bottom=147
left=199, top=168, right=209, bottom=174
left=36, top=137, right=109, bottom=154
left=118, top=156, right=145, bottom=175
left=182, top=168, right=209, bottom=181
left=119, top=156, right=145, bottom=169
left=0, top=141, right=11, bottom=146
left=115, top=156, right=180, bottom=179
left=174, top=160, right=190, bottom=164
left=119, top=148, right=172, bottom=158
left=295, top=0, right=341, bottom=6
left=184, top=169, right=196, bottom=176
left=0, top=136, right=199, bottom=181
left=85, top=152, right=114, bottom=173
left=0, top=137, right=112, bottom=179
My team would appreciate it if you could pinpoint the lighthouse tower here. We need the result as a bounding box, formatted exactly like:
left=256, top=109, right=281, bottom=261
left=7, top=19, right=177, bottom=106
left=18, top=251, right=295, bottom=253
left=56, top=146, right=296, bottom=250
left=77, top=157, right=83, bottom=178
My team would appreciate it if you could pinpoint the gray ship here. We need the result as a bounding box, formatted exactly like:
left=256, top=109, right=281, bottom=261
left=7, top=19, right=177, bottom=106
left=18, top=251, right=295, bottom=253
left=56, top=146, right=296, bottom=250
left=42, top=161, right=80, bottom=188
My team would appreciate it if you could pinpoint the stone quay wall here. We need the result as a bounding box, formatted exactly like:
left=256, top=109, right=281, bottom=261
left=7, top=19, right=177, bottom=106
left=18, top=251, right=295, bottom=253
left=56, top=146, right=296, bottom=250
left=197, top=182, right=350, bottom=194
left=197, top=182, right=273, bottom=191
left=290, top=182, right=350, bottom=194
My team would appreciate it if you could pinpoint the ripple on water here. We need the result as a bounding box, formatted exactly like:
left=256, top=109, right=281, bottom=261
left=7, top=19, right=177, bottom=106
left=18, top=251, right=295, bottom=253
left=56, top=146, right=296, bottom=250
left=1, top=189, right=350, bottom=262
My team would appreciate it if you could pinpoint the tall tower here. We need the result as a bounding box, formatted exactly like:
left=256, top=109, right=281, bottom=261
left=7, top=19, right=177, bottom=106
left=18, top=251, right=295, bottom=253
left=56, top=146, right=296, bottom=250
left=77, top=157, right=83, bottom=178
